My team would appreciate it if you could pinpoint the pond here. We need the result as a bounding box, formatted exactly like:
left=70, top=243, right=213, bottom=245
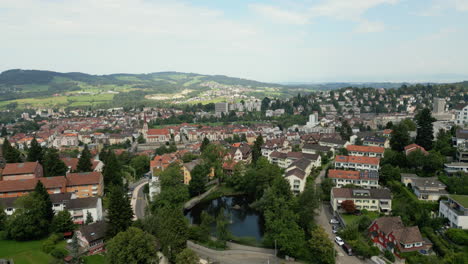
left=185, top=196, right=264, bottom=241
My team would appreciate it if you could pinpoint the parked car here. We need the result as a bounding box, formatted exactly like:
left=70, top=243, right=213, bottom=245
left=332, top=225, right=339, bottom=234
left=342, top=243, right=353, bottom=256
left=330, top=218, right=339, bottom=224
left=335, top=236, right=344, bottom=246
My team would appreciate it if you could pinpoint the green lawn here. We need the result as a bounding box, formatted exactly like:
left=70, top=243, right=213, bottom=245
left=450, top=194, right=468, bottom=207
left=0, top=239, right=66, bottom=264
left=341, top=211, right=380, bottom=226
left=83, top=254, right=106, bottom=264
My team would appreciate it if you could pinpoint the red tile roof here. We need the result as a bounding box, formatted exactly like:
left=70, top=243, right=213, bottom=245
left=0, top=176, right=66, bottom=193
left=66, top=172, right=102, bottom=186
left=147, top=129, right=170, bottom=135
left=346, top=145, right=384, bottom=154
left=334, top=155, right=380, bottom=165
left=2, top=162, right=41, bottom=176
left=328, top=169, right=360, bottom=180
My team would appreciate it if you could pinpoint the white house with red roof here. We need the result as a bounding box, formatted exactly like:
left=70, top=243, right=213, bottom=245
left=334, top=155, right=380, bottom=171
left=346, top=145, right=385, bottom=158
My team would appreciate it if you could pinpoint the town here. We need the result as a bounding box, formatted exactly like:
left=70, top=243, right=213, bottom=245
left=0, top=82, right=467, bottom=264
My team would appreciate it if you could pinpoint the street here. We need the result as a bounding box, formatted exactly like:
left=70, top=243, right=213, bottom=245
left=130, top=179, right=149, bottom=220
left=314, top=167, right=369, bottom=264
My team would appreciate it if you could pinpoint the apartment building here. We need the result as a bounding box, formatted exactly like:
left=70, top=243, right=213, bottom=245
left=328, top=169, right=379, bottom=189
left=334, top=155, right=380, bottom=171
left=346, top=145, right=384, bottom=158
left=439, top=195, right=468, bottom=229
left=0, top=162, right=43, bottom=181
left=331, top=188, right=392, bottom=213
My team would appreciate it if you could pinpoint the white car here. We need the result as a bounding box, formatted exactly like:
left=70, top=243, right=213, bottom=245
left=335, top=236, right=345, bottom=246
left=330, top=218, right=339, bottom=224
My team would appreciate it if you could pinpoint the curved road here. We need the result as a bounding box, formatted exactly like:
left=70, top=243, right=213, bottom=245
left=131, top=179, right=149, bottom=220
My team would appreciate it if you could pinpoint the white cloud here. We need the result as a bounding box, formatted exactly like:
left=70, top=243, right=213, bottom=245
left=249, top=4, right=310, bottom=25
left=417, top=0, right=468, bottom=16
left=309, top=0, right=399, bottom=21
left=454, top=0, right=468, bottom=11
left=354, top=20, right=385, bottom=33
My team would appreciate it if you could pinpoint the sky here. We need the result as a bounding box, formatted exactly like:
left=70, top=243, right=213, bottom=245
left=1, top=0, right=468, bottom=83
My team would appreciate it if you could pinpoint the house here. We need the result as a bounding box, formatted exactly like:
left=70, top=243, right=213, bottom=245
left=363, top=136, right=389, bottom=148
left=0, top=176, right=67, bottom=198
left=1, top=193, right=71, bottom=215
left=0, top=162, right=43, bottom=181
left=227, top=144, right=252, bottom=163
left=454, top=103, right=468, bottom=126
left=182, top=159, right=201, bottom=185
left=334, top=155, right=380, bottom=171
left=285, top=168, right=308, bottom=194
left=439, top=195, right=468, bottom=229
left=444, top=162, right=468, bottom=175
left=65, top=172, right=104, bottom=198
left=67, top=197, right=103, bottom=224
left=76, top=221, right=107, bottom=255
left=319, top=138, right=349, bottom=150
left=454, top=130, right=468, bottom=162
left=145, top=128, right=171, bottom=143
left=346, top=145, right=384, bottom=158
left=369, top=216, right=431, bottom=257
left=222, top=160, right=238, bottom=176
left=401, top=174, right=448, bottom=201
left=150, top=153, right=179, bottom=175
left=302, top=143, right=331, bottom=155
left=404, top=144, right=428, bottom=156
left=330, top=188, right=392, bottom=213
left=61, top=157, right=104, bottom=173
left=328, top=169, right=379, bottom=189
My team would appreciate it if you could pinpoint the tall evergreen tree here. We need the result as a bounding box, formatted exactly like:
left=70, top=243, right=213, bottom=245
left=390, top=123, right=411, bottom=152
left=27, top=137, right=43, bottom=163
left=102, top=150, right=123, bottom=191
left=188, top=164, right=207, bottom=197
left=415, top=108, right=436, bottom=150
left=85, top=211, right=94, bottom=224
left=252, top=134, right=264, bottom=164
left=42, top=148, right=68, bottom=177
left=34, top=181, right=54, bottom=223
left=106, top=185, right=133, bottom=238
left=76, top=144, right=93, bottom=172
left=200, top=137, right=210, bottom=153
left=2, top=138, right=21, bottom=163
left=1, top=126, right=7, bottom=137
left=339, top=120, right=353, bottom=141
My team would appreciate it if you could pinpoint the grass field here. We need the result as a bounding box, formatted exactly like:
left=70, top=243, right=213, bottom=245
left=0, top=93, right=115, bottom=109
left=83, top=254, right=106, bottom=264
left=341, top=211, right=380, bottom=226
left=0, top=239, right=66, bottom=264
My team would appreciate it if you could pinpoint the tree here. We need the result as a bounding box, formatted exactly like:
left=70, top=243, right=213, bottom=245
left=390, top=123, right=411, bottom=152
left=308, top=225, right=335, bottom=264
left=0, top=205, right=6, bottom=231
left=137, top=134, right=146, bottom=144
left=216, top=208, right=230, bottom=245
left=415, top=108, right=436, bottom=150
left=34, top=181, right=54, bottom=223
left=153, top=207, right=189, bottom=262
left=85, top=211, right=94, bottom=225
left=297, top=180, right=319, bottom=233
left=129, top=155, right=150, bottom=179
left=27, top=137, right=43, bottom=163
left=199, top=211, right=214, bottom=242
left=70, top=232, right=82, bottom=264
left=1, top=126, right=7, bottom=137
left=6, top=193, right=50, bottom=240
left=2, top=138, right=21, bottom=163
left=106, top=227, right=158, bottom=264
left=188, top=164, right=208, bottom=197
left=341, top=200, right=356, bottom=213
left=200, top=137, right=210, bottom=153
left=240, top=134, right=247, bottom=142
left=252, top=134, right=264, bottom=164
left=340, top=120, right=353, bottom=141
left=76, top=144, right=93, bottom=172
left=106, top=186, right=134, bottom=238
left=175, top=248, right=199, bottom=264
left=43, top=148, right=68, bottom=177
left=102, top=150, right=123, bottom=190
left=51, top=210, right=75, bottom=233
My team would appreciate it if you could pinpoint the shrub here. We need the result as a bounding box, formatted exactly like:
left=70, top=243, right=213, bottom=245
left=50, top=247, right=68, bottom=259
left=42, top=240, right=56, bottom=254
left=0, top=231, right=7, bottom=240
left=445, top=228, right=468, bottom=246
left=384, top=250, right=395, bottom=262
